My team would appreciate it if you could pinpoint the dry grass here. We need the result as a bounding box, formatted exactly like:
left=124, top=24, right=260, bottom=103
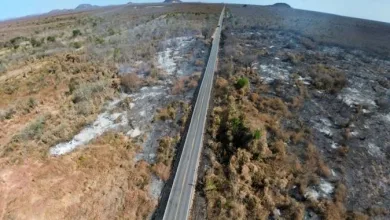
left=0, top=53, right=117, bottom=164
left=0, top=132, right=156, bottom=220
left=152, top=136, right=178, bottom=181
left=171, top=73, right=201, bottom=95
left=308, top=64, right=347, bottom=93
left=120, top=73, right=143, bottom=93
left=202, top=51, right=363, bottom=220
left=0, top=3, right=222, bottom=219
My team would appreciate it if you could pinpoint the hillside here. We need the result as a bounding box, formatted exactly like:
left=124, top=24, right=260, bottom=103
left=271, top=3, right=292, bottom=8
left=164, top=0, right=182, bottom=3
left=75, top=4, right=99, bottom=10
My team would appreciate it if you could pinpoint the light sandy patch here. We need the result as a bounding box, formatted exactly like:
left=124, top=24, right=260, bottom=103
left=0, top=62, right=48, bottom=82
left=0, top=48, right=11, bottom=56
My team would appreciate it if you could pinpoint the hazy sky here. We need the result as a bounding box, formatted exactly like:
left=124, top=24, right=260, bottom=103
left=2, top=0, right=390, bottom=23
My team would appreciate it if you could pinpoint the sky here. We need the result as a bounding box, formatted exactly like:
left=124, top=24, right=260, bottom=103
left=1, top=0, right=390, bottom=23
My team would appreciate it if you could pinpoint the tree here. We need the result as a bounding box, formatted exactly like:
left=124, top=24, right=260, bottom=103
left=202, top=26, right=212, bottom=39
left=72, top=29, right=82, bottom=37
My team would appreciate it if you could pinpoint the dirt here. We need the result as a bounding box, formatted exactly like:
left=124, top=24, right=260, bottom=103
left=0, top=61, right=48, bottom=82
left=0, top=133, right=156, bottom=220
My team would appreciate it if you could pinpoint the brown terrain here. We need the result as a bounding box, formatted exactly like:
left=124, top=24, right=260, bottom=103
left=0, top=3, right=221, bottom=219
left=1, top=2, right=389, bottom=220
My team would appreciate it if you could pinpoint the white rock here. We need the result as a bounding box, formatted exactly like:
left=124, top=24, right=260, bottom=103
left=127, top=127, right=142, bottom=138
left=331, top=142, right=339, bottom=149
left=320, top=180, right=334, bottom=195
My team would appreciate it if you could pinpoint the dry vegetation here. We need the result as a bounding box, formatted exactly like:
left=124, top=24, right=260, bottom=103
left=152, top=100, right=191, bottom=181
left=195, top=6, right=390, bottom=219
left=203, top=62, right=368, bottom=220
left=0, top=133, right=156, bottom=219
left=0, top=3, right=221, bottom=219
left=0, top=53, right=118, bottom=163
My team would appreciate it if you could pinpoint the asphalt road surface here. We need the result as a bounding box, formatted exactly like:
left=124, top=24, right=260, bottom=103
left=162, top=6, right=225, bottom=220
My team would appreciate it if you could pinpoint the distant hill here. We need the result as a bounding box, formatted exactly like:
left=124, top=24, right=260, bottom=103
left=271, top=3, right=292, bottom=8
left=48, top=9, right=72, bottom=14
left=164, top=0, right=182, bottom=3
left=75, top=4, right=100, bottom=10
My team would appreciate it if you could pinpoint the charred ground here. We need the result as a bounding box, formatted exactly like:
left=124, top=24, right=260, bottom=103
left=193, top=4, right=390, bottom=220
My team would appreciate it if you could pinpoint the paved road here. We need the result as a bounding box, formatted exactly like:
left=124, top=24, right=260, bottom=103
left=162, top=7, right=225, bottom=220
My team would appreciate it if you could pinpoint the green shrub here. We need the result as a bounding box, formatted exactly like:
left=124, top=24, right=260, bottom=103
left=47, top=36, right=56, bottom=42
left=30, top=37, right=43, bottom=47
left=108, top=28, right=116, bottom=36
left=235, top=77, right=249, bottom=89
left=95, top=37, right=105, bottom=44
left=231, top=117, right=244, bottom=134
left=71, top=42, right=82, bottom=49
left=9, top=36, right=28, bottom=49
left=72, top=29, right=82, bottom=37
left=253, top=129, right=262, bottom=140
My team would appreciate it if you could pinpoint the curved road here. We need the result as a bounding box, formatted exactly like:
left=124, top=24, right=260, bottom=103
left=162, top=7, right=225, bottom=220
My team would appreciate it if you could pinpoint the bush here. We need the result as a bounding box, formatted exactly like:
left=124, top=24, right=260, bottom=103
left=72, top=29, right=82, bottom=37
left=202, top=26, right=212, bottom=39
left=309, top=64, right=346, bottom=93
left=71, top=42, right=82, bottom=49
left=120, top=73, right=142, bottom=93
left=22, top=97, right=38, bottom=113
left=253, top=130, right=262, bottom=140
left=156, top=105, right=176, bottom=121
left=47, top=36, right=56, bottom=42
left=0, top=108, right=15, bottom=121
left=30, top=37, right=43, bottom=47
left=95, top=37, right=105, bottom=44
left=14, top=116, right=46, bottom=141
left=75, top=101, right=95, bottom=116
left=156, top=136, right=175, bottom=166
left=0, top=62, right=6, bottom=73
left=9, top=36, right=28, bottom=48
left=108, top=28, right=116, bottom=36
left=235, top=77, right=249, bottom=89
left=72, top=81, right=107, bottom=103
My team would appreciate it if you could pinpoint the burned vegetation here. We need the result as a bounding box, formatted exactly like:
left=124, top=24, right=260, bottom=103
left=194, top=5, right=390, bottom=220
